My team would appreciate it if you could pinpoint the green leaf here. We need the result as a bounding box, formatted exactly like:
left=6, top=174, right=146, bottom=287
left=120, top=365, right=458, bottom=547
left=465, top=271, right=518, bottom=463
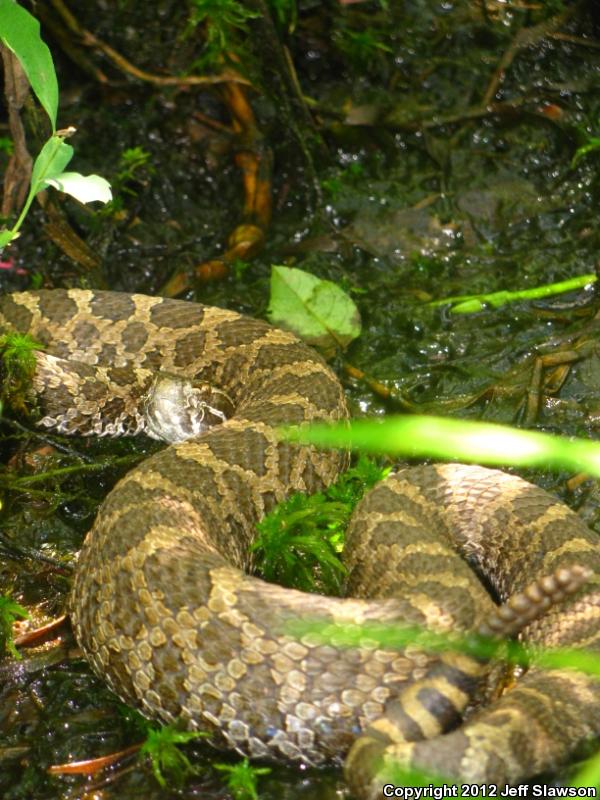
left=30, top=136, right=73, bottom=190
left=43, top=172, right=113, bottom=204
left=268, top=266, right=361, bottom=357
left=0, top=0, right=58, bottom=129
left=282, top=415, right=600, bottom=478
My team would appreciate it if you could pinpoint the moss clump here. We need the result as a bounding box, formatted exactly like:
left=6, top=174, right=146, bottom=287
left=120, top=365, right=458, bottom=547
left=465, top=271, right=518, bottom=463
left=0, top=332, right=43, bottom=416
left=252, top=456, right=388, bottom=594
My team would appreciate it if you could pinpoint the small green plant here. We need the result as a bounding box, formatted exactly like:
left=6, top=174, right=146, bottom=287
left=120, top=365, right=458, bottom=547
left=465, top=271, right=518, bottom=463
left=253, top=491, right=349, bottom=593
left=114, top=146, right=154, bottom=192
left=0, top=332, right=43, bottom=413
left=213, top=757, right=271, bottom=800
left=139, top=725, right=207, bottom=788
left=0, top=0, right=111, bottom=252
left=187, top=0, right=259, bottom=67
left=98, top=146, right=154, bottom=218
left=252, top=456, right=387, bottom=594
left=0, top=593, right=28, bottom=659
left=0, top=332, right=41, bottom=377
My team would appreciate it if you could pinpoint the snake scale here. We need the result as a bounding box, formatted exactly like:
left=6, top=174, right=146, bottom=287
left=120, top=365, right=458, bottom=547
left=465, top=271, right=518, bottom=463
left=2, top=288, right=600, bottom=795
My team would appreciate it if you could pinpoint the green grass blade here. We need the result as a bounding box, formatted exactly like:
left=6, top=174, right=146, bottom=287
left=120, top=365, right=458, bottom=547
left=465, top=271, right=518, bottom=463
left=429, top=273, right=597, bottom=314
left=283, top=415, right=600, bottom=477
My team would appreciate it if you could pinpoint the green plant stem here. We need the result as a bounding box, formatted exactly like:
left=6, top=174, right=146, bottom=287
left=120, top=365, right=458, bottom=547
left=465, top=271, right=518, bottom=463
left=0, top=454, right=141, bottom=487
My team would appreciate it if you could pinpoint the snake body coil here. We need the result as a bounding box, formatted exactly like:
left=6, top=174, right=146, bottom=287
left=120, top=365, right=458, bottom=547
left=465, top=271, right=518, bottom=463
left=1, top=288, right=600, bottom=794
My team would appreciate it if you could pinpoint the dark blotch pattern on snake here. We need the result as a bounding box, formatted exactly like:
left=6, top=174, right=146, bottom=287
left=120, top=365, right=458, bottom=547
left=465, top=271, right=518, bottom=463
left=1, top=288, right=600, bottom=796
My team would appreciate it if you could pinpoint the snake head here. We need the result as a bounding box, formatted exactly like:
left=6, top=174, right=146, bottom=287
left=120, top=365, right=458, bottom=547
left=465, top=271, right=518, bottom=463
left=142, top=373, right=235, bottom=443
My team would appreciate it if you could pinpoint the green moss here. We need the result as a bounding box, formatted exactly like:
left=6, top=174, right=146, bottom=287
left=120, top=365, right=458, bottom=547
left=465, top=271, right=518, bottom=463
left=214, top=758, right=271, bottom=800
left=0, top=333, right=43, bottom=415
left=186, top=0, right=259, bottom=67
left=139, top=725, right=207, bottom=788
left=252, top=456, right=388, bottom=594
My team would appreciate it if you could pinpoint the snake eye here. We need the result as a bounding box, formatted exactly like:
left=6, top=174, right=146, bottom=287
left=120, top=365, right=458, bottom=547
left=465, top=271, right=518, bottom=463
left=142, top=374, right=234, bottom=443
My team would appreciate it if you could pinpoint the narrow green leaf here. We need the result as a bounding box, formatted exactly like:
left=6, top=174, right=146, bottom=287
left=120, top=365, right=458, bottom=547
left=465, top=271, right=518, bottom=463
left=282, top=415, right=600, bottom=478
left=268, top=266, right=361, bottom=356
left=430, top=273, right=597, bottom=314
left=43, top=172, right=112, bottom=204
left=0, top=0, right=58, bottom=129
